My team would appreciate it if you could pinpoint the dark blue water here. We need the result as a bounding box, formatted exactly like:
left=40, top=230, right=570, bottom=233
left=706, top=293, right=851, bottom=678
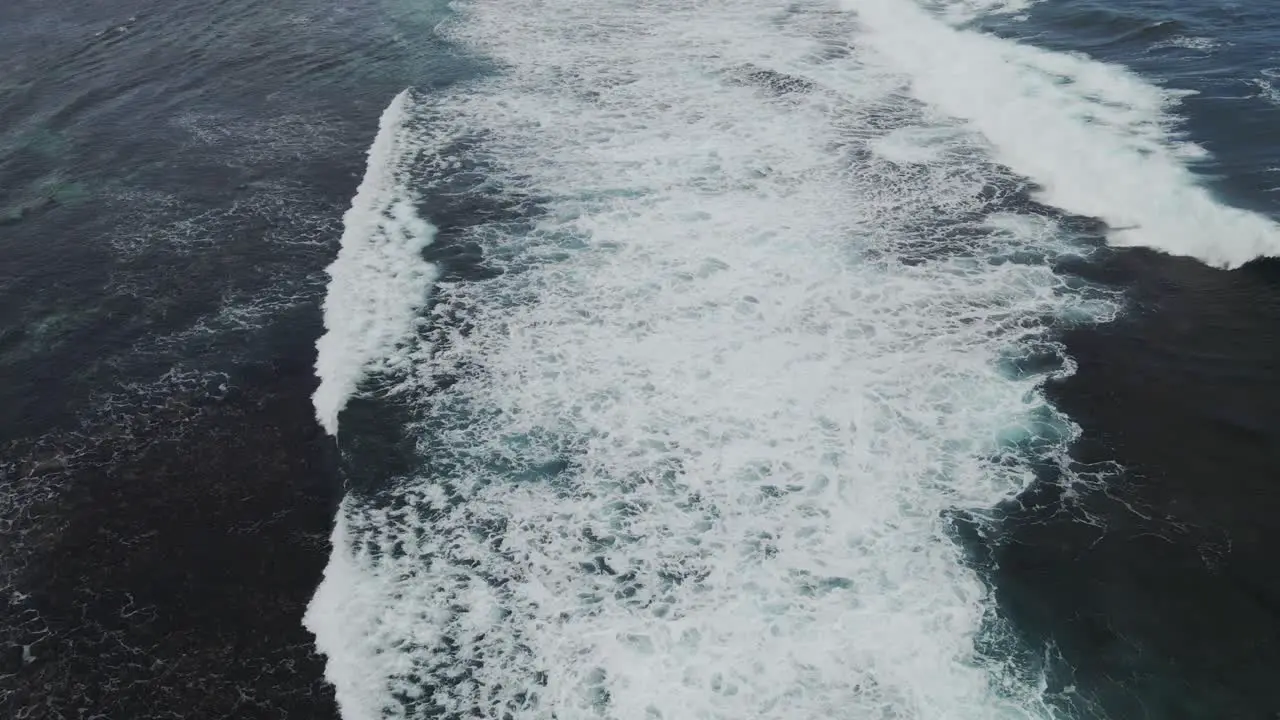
left=0, top=1, right=464, bottom=716
left=970, top=3, right=1280, bottom=717
left=2, top=0, right=1279, bottom=717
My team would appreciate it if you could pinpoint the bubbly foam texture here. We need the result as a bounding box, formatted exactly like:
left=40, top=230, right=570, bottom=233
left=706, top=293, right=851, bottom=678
left=920, top=0, right=1036, bottom=23
left=106, top=181, right=341, bottom=256
left=306, top=1, right=1119, bottom=718
left=1150, top=35, right=1221, bottom=52
left=849, top=0, right=1280, bottom=268
left=1251, top=69, right=1280, bottom=107
left=1, top=367, right=232, bottom=605
left=312, top=90, right=439, bottom=435
left=175, top=110, right=339, bottom=165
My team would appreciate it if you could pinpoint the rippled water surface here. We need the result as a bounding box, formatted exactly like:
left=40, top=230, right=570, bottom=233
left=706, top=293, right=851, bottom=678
left=3, top=1, right=1279, bottom=718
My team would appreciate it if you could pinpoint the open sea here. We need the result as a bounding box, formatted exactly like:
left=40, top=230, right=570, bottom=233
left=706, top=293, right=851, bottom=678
left=3, top=1, right=1280, bottom=718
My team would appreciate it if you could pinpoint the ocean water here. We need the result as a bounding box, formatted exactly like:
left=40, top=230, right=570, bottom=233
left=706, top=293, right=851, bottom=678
left=2, top=0, right=1279, bottom=718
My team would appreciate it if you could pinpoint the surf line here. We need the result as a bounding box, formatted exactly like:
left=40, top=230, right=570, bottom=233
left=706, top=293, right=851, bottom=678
left=312, top=88, right=439, bottom=437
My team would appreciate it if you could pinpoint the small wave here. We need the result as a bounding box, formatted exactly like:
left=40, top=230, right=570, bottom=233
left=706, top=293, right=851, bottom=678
left=1048, top=9, right=1193, bottom=45
left=311, top=89, right=439, bottom=436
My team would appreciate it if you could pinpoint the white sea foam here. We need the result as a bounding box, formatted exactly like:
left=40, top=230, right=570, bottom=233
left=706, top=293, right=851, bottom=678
left=1150, top=35, right=1221, bottom=52
left=1250, top=68, right=1280, bottom=108
left=312, top=89, right=439, bottom=435
left=307, top=0, right=1123, bottom=718
left=849, top=0, right=1280, bottom=268
left=921, top=0, right=1037, bottom=24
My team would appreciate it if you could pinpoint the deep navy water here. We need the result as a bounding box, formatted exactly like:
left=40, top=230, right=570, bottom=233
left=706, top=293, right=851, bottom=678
left=2, top=0, right=1279, bottom=718
left=975, top=4, right=1280, bottom=716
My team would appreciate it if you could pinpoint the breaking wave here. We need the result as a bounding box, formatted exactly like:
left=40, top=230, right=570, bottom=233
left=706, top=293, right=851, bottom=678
left=304, top=0, right=1276, bottom=717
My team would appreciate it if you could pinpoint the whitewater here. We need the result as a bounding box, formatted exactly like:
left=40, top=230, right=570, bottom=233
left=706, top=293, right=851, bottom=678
left=305, top=0, right=1280, bottom=718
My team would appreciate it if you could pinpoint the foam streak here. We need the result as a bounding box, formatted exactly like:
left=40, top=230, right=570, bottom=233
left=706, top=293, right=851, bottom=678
left=312, top=89, right=438, bottom=435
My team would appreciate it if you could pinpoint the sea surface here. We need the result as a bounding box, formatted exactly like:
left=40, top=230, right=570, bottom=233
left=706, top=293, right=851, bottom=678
left=2, top=0, right=1279, bottom=718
